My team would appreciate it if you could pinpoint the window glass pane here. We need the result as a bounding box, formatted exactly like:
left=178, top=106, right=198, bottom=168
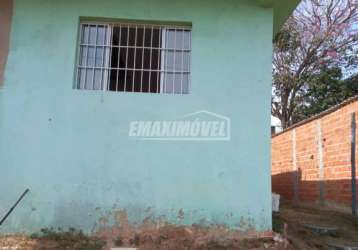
left=78, top=68, right=87, bottom=89
left=85, top=69, right=93, bottom=89
left=163, top=29, right=191, bottom=94
left=93, top=69, right=103, bottom=90
left=81, top=25, right=90, bottom=43
left=163, top=73, right=189, bottom=94
left=86, top=46, right=95, bottom=67
left=163, top=73, right=175, bottom=94
left=183, top=30, right=191, bottom=50
left=78, top=68, right=94, bottom=89
left=89, top=25, right=97, bottom=45
left=79, top=46, right=86, bottom=66
left=96, top=26, right=107, bottom=45
left=95, top=47, right=105, bottom=67
left=181, top=74, right=190, bottom=94
left=174, top=31, right=184, bottom=49
left=82, top=45, right=106, bottom=67
left=164, top=30, right=190, bottom=72
left=165, top=29, right=176, bottom=48
left=164, top=51, right=190, bottom=72
left=162, top=73, right=171, bottom=94
left=165, top=29, right=190, bottom=49
left=78, top=24, right=110, bottom=90
left=164, top=51, right=174, bottom=71
left=182, top=52, right=190, bottom=72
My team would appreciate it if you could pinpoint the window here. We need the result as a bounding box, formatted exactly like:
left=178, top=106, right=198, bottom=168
left=76, top=22, right=192, bottom=94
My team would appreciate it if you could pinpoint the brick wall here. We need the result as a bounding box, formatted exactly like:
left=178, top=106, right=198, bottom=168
left=272, top=98, right=358, bottom=208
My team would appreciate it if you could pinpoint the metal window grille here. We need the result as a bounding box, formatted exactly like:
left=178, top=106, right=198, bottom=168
left=76, top=22, right=192, bottom=94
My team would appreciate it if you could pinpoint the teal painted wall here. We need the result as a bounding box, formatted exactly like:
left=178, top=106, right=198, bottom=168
left=0, top=0, right=273, bottom=234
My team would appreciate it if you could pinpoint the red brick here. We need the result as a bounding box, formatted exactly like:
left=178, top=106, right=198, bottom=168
left=272, top=100, right=358, bottom=207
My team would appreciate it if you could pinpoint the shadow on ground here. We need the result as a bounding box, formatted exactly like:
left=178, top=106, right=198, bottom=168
left=273, top=201, right=358, bottom=249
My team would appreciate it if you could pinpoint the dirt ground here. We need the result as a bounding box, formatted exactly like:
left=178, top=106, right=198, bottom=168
left=0, top=227, right=286, bottom=250
left=273, top=201, right=358, bottom=249
left=1, top=201, right=358, bottom=250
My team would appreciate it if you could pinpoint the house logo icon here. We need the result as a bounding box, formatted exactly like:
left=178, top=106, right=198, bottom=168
left=129, top=110, right=231, bottom=141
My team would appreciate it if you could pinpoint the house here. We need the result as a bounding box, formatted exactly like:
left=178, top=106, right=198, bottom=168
left=0, top=0, right=299, bottom=234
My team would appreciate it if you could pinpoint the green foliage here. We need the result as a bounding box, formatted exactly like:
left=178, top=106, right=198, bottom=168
left=294, top=69, right=358, bottom=122
left=30, top=227, right=106, bottom=250
left=274, top=27, right=301, bottom=52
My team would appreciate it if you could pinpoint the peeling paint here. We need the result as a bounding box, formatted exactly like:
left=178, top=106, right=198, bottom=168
left=93, top=209, right=269, bottom=248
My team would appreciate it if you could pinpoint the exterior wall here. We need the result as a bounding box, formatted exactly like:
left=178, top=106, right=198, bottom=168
left=272, top=99, right=358, bottom=209
left=0, top=0, right=13, bottom=85
left=0, top=0, right=273, bottom=233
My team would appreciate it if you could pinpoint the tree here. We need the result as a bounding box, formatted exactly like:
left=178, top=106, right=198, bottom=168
left=293, top=69, right=358, bottom=122
left=272, top=0, right=358, bottom=128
